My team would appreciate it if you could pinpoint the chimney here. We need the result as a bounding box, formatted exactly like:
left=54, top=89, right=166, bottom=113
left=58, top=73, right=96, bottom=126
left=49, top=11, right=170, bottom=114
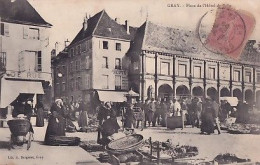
left=125, top=20, right=130, bottom=34
left=115, top=18, right=120, bottom=24
left=83, top=13, right=88, bottom=31
left=64, top=39, right=70, bottom=48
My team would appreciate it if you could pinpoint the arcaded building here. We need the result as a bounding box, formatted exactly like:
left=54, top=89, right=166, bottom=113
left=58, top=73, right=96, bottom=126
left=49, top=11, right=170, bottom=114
left=126, top=21, right=260, bottom=105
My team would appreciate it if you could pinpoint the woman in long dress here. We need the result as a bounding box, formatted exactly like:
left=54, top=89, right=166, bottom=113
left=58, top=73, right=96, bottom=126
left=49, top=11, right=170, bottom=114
left=200, top=98, right=215, bottom=134
left=44, top=99, right=66, bottom=144
left=35, top=100, right=44, bottom=127
left=78, top=100, right=88, bottom=131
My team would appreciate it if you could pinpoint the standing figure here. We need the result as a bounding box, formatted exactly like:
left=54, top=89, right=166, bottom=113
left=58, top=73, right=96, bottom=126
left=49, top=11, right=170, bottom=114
left=44, top=99, right=66, bottom=144
left=124, top=103, right=135, bottom=129
left=160, top=100, right=168, bottom=127
left=35, top=98, right=45, bottom=127
left=78, top=99, right=88, bottom=131
left=173, top=99, right=181, bottom=116
left=212, top=99, right=221, bottom=134
left=143, top=99, right=150, bottom=128
left=200, top=98, right=215, bottom=135
left=152, top=100, right=161, bottom=127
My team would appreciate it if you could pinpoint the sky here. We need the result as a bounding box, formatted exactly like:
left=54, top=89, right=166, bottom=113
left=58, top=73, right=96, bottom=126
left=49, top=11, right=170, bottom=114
left=27, top=0, right=260, bottom=51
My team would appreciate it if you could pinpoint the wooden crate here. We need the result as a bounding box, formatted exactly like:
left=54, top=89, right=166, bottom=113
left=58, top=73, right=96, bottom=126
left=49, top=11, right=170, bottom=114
left=166, top=116, right=183, bottom=129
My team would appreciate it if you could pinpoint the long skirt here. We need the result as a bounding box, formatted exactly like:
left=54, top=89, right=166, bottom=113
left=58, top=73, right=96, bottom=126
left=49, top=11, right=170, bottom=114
left=78, top=111, right=88, bottom=128
left=36, top=108, right=44, bottom=127
left=44, top=116, right=65, bottom=144
left=201, top=112, right=215, bottom=134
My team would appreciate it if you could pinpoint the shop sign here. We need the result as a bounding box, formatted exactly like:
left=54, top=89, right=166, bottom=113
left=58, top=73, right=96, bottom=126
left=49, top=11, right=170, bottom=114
left=113, top=69, right=127, bottom=75
left=5, top=71, right=43, bottom=80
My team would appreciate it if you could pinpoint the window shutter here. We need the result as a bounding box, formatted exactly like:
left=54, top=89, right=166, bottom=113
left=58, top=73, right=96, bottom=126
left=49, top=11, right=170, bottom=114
left=4, top=24, right=9, bottom=36
left=1, top=23, right=4, bottom=35
left=23, top=26, right=28, bottom=39
left=18, top=51, right=25, bottom=71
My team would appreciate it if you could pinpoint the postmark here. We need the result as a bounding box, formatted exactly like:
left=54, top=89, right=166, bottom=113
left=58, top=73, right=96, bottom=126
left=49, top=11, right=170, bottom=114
left=198, top=5, right=255, bottom=59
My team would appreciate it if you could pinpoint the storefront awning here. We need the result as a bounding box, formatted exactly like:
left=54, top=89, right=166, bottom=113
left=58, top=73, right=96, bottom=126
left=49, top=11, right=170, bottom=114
left=0, top=79, right=44, bottom=108
left=97, top=90, right=127, bottom=102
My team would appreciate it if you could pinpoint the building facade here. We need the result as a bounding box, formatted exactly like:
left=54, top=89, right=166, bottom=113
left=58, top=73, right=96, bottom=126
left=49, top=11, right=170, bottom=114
left=127, top=21, right=260, bottom=106
left=53, top=10, right=136, bottom=110
left=0, top=0, right=52, bottom=120
left=53, top=10, right=260, bottom=111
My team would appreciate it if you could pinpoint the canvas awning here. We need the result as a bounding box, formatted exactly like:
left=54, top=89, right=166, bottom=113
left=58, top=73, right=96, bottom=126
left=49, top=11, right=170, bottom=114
left=220, top=97, right=238, bottom=106
left=97, top=90, right=127, bottom=102
left=0, top=79, right=44, bottom=108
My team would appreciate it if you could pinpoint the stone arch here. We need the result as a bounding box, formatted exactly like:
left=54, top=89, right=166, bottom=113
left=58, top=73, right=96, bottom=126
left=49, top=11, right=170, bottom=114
left=176, top=85, right=190, bottom=99
left=220, top=87, right=230, bottom=97
left=245, top=89, right=253, bottom=104
left=233, top=88, right=242, bottom=101
left=207, top=87, right=218, bottom=101
left=158, top=84, right=173, bottom=102
left=192, top=86, right=203, bottom=97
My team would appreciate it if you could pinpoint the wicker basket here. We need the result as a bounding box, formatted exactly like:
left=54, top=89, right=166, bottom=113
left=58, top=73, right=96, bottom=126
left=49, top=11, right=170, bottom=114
left=7, top=119, right=30, bottom=136
left=106, top=134, right=143, bottom=153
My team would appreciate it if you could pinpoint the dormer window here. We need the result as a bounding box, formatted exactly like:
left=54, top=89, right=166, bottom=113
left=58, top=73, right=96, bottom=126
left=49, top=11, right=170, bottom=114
left=103, top=41, right=108, bottom=49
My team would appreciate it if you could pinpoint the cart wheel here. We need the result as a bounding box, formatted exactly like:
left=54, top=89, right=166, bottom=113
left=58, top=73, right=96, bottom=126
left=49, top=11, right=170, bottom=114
left=27, top=133, right=32, bottom=150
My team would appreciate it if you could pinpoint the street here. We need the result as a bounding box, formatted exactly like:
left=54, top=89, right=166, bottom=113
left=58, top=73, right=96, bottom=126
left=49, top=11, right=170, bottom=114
left=0, top=117, right=260, bottom=165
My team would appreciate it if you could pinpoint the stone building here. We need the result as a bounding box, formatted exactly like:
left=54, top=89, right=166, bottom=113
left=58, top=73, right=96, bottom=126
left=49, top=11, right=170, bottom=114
left=0, top=0, right=52, bottom=120
left=53, top=10, right=260, bottom=111
left=52, top=10, right=136, bottom=110
left=126, top=21, right=260, bottom=105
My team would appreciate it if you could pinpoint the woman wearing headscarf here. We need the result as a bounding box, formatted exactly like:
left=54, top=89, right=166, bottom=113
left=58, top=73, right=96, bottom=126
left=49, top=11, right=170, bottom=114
left=44, top=99, right=66, bottom=144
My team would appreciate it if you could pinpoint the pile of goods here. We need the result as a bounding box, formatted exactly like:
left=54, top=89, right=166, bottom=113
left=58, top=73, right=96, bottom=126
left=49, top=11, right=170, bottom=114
left=227, top=123, right=260, bottom=134
left=214, top=153, right=250, bottom=164
left=111, top=151, right=143, bottom=163
left=78, top=116, right=99, bottom=132
left=80, top=140, right=104, bottom=152
left=45, top=135, right=80, bottom=146
left=141, top=139, right=199, bottom=159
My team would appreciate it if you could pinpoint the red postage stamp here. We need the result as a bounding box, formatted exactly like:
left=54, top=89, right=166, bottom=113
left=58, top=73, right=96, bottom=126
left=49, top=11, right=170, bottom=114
left=199, top=5, right=255, bottom=59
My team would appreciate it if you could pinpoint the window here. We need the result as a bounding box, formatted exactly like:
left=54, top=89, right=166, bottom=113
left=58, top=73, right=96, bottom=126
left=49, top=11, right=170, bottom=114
left=161, top=62, right=170, bottom=75
left=36, top=51, right=42, bottom=72
left=103, top=57, right=108, bottom=68
left=77, top=45, right=80, bottom=55
left=146, top=57, right=155, bottom=74
left=76, top=61, right=80, bottom=71
left=76, top=77, right=81, bottom=90
left=245, top=71, right=251, bottom=82
left=69, top=62, right=73, bottom=72
left=178, top=64, right=187, bottom=77
left=81, top=43, right=86, bottom=52
left=103, top=41, right=108, bottom=49
left=62, top=82, right=66, bottom=92
left=115, top=58, right=121, bottom=69
left=257, top=73, right=260, bottom=83
left=29, top=28, right=39, bottom=40
left=86, top=74, right=90, bottom=89
left=71, top=79, right=74, bottom=91
left=193, top=66, right=201, bottom=78
left=0, top=52, right=7, bottom=70
left=1, top=23, right=9, bottom=36
left=208, top=67, right=216, bottom=79
left=233, top=70, right=240, bottom=81
left=102, top=75, right=109, bottom=89
left=86, top=56, right=90, bottom=69
left=115, top=75, right=122, bottom=90
left=116, top=43, right=121, bottom=51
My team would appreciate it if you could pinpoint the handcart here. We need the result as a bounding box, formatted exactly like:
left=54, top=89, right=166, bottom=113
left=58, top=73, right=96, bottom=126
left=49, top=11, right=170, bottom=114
left=7, top=118, right=33, bottom=150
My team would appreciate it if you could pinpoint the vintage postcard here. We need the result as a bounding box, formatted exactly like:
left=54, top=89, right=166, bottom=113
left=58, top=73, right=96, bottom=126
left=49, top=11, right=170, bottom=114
left=0, top=0, right=260, bottom=164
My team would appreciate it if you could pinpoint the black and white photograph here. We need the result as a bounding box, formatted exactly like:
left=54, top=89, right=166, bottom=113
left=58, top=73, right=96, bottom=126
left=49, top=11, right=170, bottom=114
left=0, top=0, right=260, bottom=164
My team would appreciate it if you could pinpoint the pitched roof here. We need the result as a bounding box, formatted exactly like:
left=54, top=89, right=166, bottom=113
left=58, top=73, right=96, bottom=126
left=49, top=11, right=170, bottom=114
left=69, top=10, right=137, bottom=47
left=128, top=21, right=260, bottom=64
left=0, top=0, right=51, bottom=27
